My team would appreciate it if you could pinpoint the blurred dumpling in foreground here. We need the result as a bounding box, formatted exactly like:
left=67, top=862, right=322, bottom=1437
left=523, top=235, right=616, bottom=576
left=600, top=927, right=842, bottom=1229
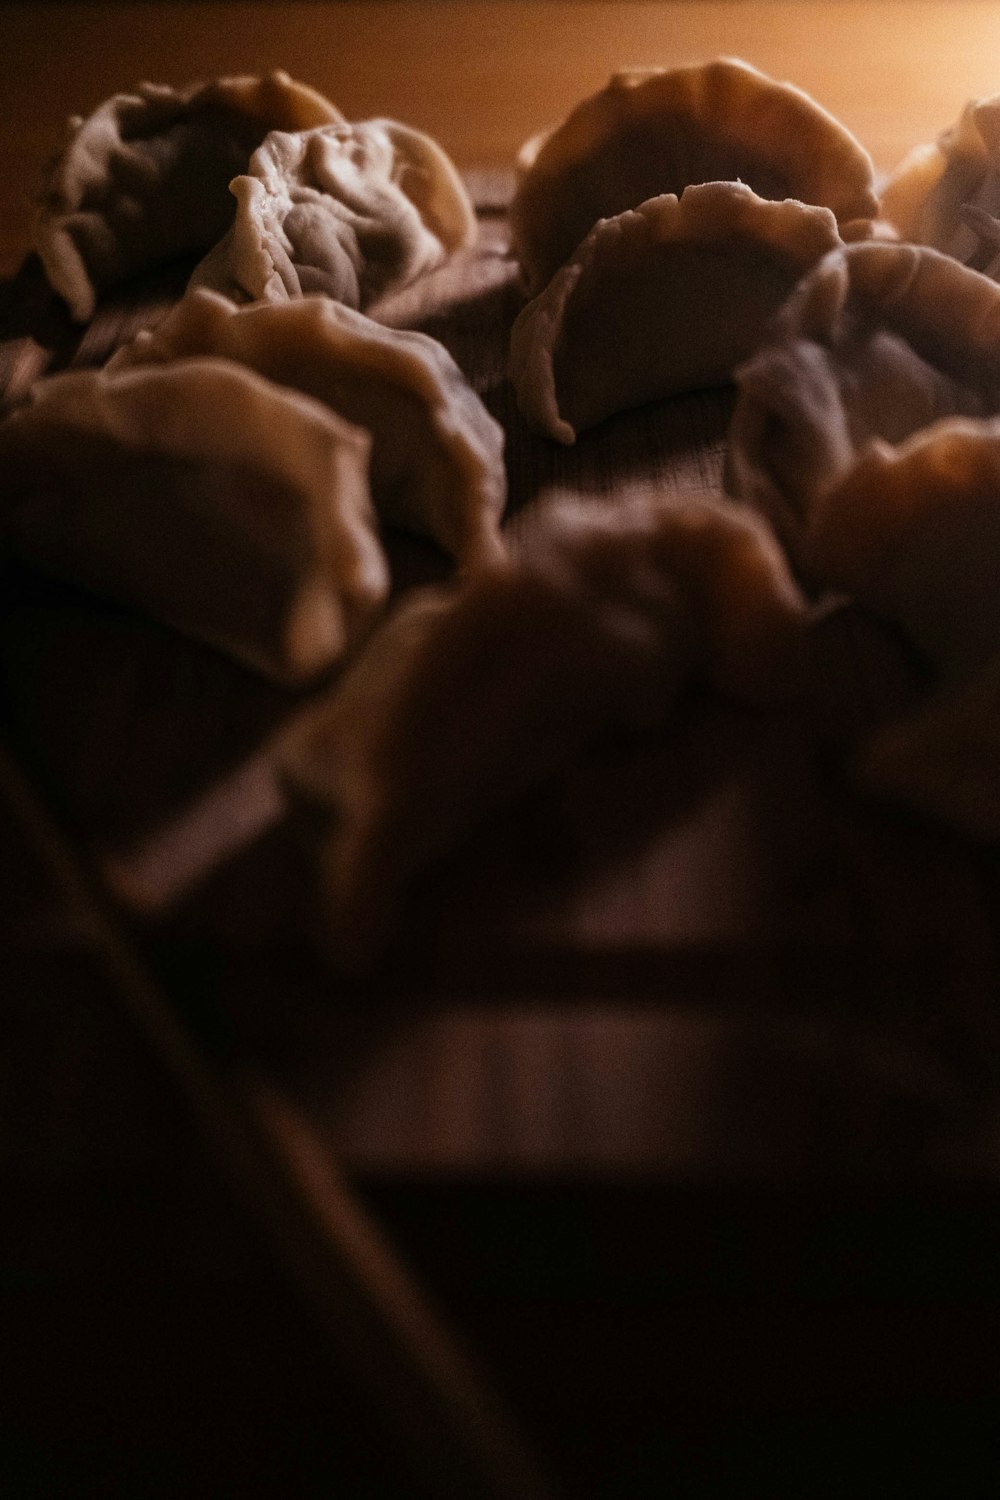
left=277, top=486, right=810, bottom=965
left=794, top=418, right=1000, bottom=840
left=34, top=71, right=344, bottom=322
left=880, top=93, right=1000, bottom=276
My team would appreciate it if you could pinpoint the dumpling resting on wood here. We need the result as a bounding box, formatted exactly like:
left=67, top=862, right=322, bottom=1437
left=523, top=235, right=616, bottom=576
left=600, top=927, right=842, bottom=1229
left=726, top=240, right=1000, bottom=558
left=33, top=71, right=344, bottom=322
left=189, top=119, right=477, bottom=308
left=509, top=182, right=842, bottom=444
left=511, top=58, right=878, bottom=293
left=879, top=93, right=1000, bottom=276
left=110, top=288, right=507, bottom=570
left=277, top=486, right=810, bottom=964
left=790, top=417, right=1000, bottom=839
left=0, top=358, right=388, bottom=682
left=795, top=418, right=1000, bottom=681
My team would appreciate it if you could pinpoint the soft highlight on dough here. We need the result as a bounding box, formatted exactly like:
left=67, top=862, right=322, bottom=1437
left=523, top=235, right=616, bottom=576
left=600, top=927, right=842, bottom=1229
left=510, top=182, right=842, bottom=444
left=511, top=58, right=877, bottom=293
left=880, top=93, right=1000, bottom=277
left=111, top=288, right=507, bottom=570
left=34, top=71, right=344, bottom=322
left=0, top=358, right=388, bottom=682
left=189, top=119, right=476, bottom=308
left=726, top=240, right=1000, bottom=558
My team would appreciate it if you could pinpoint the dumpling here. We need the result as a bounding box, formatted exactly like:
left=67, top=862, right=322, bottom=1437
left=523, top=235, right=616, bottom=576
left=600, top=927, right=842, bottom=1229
left=33, top=71, right=344, bottom=322
left=511, top=58, right=878, bottom=292
left=189, top=119, right=477, bottom=308
left=880, top=93, right=1000, bottom=274
left=277, top=486, right=809, bottom=963
left=795, top=418, right=1000, bottom=840
left=0, top=358, right=389, bottom=682
left=726, top=240, right=1000, bottom=558
left=509, top=182, right=842, bottom=444
left=796, top=417, right=1000, bottom=680
left=108, top=288, right=506, bottom=570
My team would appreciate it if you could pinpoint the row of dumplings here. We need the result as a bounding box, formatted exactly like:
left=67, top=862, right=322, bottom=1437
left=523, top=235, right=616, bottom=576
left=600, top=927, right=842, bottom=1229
left=287, top=55, right=1000, bottom=955
left=1, top=291, right=507, bottom=681
left=6, top=70, right=528, bottom=968
left=34, top=70, right=478, bottom=321
left=8, top=60, right=1000, bottom=965
left=502, top=58, right=1000, bottom=851
left=7, top=72, right=506, bottom=686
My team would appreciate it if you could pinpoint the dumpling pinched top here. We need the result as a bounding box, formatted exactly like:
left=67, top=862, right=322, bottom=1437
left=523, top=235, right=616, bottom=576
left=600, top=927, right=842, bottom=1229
left=189, top=119, right=477, bottom=308
left=880, top=93, right=1000, bottom=275
left=726, top=240, right=1000, bottom=559
left=110, top=287, right=507, bottom=570
left=0, top=357, right=388, bottom=682
left=510, top=181, right=842, bottom=444
left=33, top=71, right=344, bottom=322
left=511, top=58, right=878, bottom=292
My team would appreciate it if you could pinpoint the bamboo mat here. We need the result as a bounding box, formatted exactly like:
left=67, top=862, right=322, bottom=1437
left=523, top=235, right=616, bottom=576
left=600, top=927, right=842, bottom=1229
left=4, top=190, right=1000, bottom=1187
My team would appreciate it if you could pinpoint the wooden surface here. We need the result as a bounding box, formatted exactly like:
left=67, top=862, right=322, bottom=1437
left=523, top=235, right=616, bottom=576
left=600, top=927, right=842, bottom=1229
left=7, top=1, right=1000, bottom=275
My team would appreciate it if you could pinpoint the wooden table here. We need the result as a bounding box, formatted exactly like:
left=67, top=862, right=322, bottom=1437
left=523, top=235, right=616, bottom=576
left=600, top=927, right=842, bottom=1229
left=4, top=13, right=1000, bottom=1494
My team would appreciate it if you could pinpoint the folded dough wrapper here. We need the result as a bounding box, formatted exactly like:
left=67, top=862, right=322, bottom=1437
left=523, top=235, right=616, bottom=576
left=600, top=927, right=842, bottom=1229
left=111, top=288, right=506, bottom=570
left=189, top=119, right=476, bottom=308
left=880, top=93, right=1000, bottom=277
left=0, top=358, right=388, bottom=682
left=34, top=71, right=344, bottom=322
left=511, top=58, right=877, bottom=293
left=790, top=413, right=1000, bottom=837
left=510, top=182, right=842, bottom=443
left=801, top=416, right=1000, bottom=681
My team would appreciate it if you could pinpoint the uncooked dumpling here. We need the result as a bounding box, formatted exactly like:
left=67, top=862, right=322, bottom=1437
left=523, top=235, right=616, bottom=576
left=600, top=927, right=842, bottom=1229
left=856, top=657, right=1000, bottom=839
left=727, top=240, right=1000, bottom=556
left=511, top=58, right=878, bottom=292
left=510, top=182, right=842, bottom=444
left=797, top=417, right=1000, bottom=680
left=795, top=417, right=1000, bottom=840
left=109, top=288, right=506, bottom=569
left=0, top=358, right=388, bottom=682
left=189, top=119, right=477, bottom=307
left=880, top=93, right=1000, bottom=275
left=34, top=72, right=344, bottom=322
left=277, top=486, right=810, bottom=963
